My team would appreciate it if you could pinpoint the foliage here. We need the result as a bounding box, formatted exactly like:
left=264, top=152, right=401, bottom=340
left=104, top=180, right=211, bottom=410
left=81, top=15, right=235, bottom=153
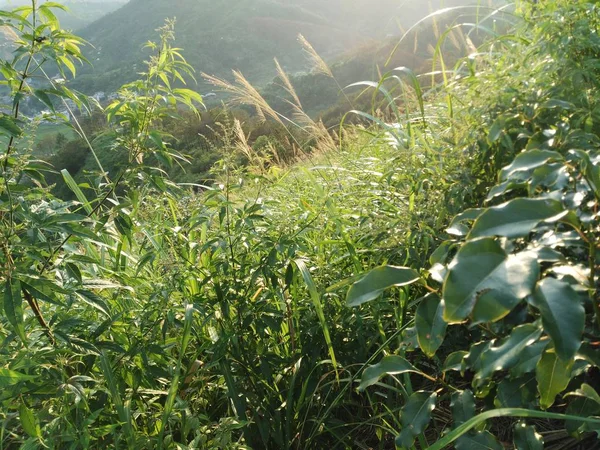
left=2, top=0, right=600, bottom=449
left=349, top=0, right=600, bottom=447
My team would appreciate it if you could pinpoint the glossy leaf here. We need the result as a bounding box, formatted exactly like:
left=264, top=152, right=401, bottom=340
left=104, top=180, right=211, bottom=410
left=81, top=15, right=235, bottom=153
left=451, top=390, right=475, bottom=428
left=510, top=340, right=547, bottom=377
left=500, top=149, right=564, bottom=180
left=532, top=278, right=585, bottom=361
left=475, top=324, right=542, bottom=386
left=347, top=266, right=420, bottom=307
left=396, top=391, right=437, bottom=449
left=537, top=346, right=573, bottom=409
left=443, top=238, right=538, bottom=323
left=468, top=198, right=566, bottom=239
left=513, top=423, right=543, bottom=450
left=456, top=431, right=503, bottom=450
left=415, top=294, right=447, bottom=358
left=359, top=355, right=422, bottom=391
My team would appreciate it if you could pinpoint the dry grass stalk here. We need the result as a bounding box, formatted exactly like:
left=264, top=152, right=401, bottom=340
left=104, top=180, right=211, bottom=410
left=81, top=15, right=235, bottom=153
left=298, top=34, right=333, bottom=78
left=202, top=70, right=283, bottom=126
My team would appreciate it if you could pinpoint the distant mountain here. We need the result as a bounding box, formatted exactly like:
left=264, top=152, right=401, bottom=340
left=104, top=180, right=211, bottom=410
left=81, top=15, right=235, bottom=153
left=0, top=0, right=127, bottom=29
left=70, top=0, right=475, bottom=94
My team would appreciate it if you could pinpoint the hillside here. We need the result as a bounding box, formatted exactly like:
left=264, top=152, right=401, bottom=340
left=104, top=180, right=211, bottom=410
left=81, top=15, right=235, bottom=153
left=0, top=0, right=127, bottom=30
left=71, top=0, right=471, bottom=94
left=3, top=1, right=600, bottom=449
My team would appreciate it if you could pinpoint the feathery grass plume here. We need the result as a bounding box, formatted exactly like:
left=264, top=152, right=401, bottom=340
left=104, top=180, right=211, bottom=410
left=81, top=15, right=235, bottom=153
left=233, top=119, right=253, bottom=162
left=274, top=58, right=302, bottom=109
left=274, top=58, right=313, bottom=127
left=447, top=28, right=462, bottom=51
left=298, top=34, right=333, bottom=78
left=202, top=70, right=282, bottom=126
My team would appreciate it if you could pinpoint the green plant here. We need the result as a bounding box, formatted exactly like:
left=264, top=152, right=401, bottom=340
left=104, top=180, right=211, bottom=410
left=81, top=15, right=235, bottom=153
left=348, top=1, right=600, bottom=448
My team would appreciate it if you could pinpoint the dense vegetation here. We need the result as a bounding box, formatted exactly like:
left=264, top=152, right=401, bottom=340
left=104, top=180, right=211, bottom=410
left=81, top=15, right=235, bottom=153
left=1, top=0, right=600, bottom=449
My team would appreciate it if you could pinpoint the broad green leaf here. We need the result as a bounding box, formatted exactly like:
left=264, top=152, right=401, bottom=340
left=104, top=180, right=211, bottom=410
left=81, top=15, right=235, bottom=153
left=446, top=208, right=484, bottom=236
left=456, top=431, right=503, bottom=450
left=451, top=390, right=475, bottom=428
left=443, top=351, right=467, bottom=372
left=488, top=115, right=506, bottom=142
left=565, top=383, right=600, bottom=404
left=0, top=369, right=35, bottom=387
left=510, top=340, right=547, bottom=377
left=396, top=391, right=437, bottom=449
left=531, top=278, right=584, bottom=361
left=468, top=198, right=566, bottom=239
left=495, top=377, right=536, bottom=408
left=566, top=396, right=600, bottom=435
left=415, top=294, right=447, bottom=358
left=475, top=324, right=542, bottom=386
left=501, top=149, right=563, bottom=180
left=4, top=279, right=26, bottom=343
left=537, top=345, right=573, bottom=409
left=19, top=404, right=40, bottom=438
left=513, top=423, right=543, bottom=450
left=347, top=266, right=420, bottom=307
left=442, top=239, right=538, bottom=323
left=359, top=355, right=422, bottom=391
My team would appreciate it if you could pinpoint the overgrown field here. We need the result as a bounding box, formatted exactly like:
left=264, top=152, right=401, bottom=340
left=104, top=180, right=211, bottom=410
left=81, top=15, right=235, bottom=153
left=1, top=1, right=600, bottom=449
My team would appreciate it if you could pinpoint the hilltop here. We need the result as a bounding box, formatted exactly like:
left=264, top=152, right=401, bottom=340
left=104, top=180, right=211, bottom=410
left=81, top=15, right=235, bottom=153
left=71, top=0, right=470, bottom=94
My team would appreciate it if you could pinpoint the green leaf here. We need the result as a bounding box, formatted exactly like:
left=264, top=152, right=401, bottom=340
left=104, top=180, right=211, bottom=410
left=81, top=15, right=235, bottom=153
left=488, top=115, right=506, bottom=142
left=359, top=355, right=422, bottom=391
left=451, top=390, right=475, bottom=428
left=347, top=266, right=420, bottom=307
left=0, top=369, right=35, bottom=387
left=0, top=114, right=22, bottom=137
left=475, top=324, right=542, bottom=386
left=76, top=290, right=111, bottom=318
left=427, top=408, right=600, bottom=450
left=415, top=294, right=447, bottom=358
left=531, top=278, right=585, bottom=361
left=442, top=239, right=539, bottom=323
left=500, top=150, right=564, bottom=180
left=395, top=391, right=437, bottom=449
left=443, top=351, right=467, bottom=372
left=566, top=396, right=600, bottom=435
left=510, top=340, right=547, bottom=377
left=34, top=89, right=55, bottom=112
left=3, top=279, right=27, bottom=343
left=468, top=198, right=566, bottom=239
left=537, top=345, right=573, bottom=409
left=565, top=383, right=600, bottom=404
left=19, top=404, right=40, bottom=438
left=495, top=377, right=537, bottom=408
left=61, top=169, right=93, bottom=215
left=513, top=423, right=543, bottom=450
left=456, top=431, right=503, bottom=450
